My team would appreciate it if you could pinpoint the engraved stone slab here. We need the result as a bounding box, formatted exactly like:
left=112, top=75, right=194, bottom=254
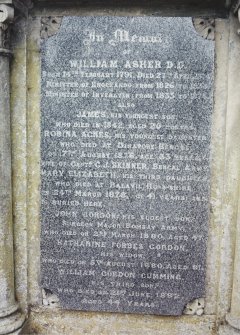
left=40, top=16, right=214, bottom=315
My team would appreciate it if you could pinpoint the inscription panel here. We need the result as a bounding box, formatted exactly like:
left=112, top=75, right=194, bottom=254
left=41, top=17, right=214, bottom=315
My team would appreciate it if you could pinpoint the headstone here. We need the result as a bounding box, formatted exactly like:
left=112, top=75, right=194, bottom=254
left=40, top=16, right=214, bottom=315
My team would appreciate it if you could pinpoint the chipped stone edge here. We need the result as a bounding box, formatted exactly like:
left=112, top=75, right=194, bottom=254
left=0, top=4, right=14, bottom=56
left=183, top=298, right=205, bottom=316
left=192, top=18, right=215, bottom=41
left=40, top=16, right=62, bottom=39
left=42, top=289, right=60, bottom=308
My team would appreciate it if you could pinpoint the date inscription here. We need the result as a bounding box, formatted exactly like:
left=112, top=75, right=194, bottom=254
left=41, top=16, right=214, bottom=315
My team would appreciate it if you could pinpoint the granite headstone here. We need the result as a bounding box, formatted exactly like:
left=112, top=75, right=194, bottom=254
left=40, top=16, right=214, bottom=315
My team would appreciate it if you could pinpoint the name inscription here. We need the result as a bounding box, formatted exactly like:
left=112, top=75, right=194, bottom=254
left=41, top=16, right=214, bottom=315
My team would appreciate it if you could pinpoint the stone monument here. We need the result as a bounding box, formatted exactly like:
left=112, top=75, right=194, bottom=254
left=0, top=1, right=240, bottom=334
left=40, top=16, right=214, bottom=315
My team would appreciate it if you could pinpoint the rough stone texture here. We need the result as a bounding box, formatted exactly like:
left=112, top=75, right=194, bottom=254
left=31, top=0, right=229, bottom=18
left=10, top=16, right=28, bottom=313
left=40, top=17, right=214, bottom=315
left=20, top=307, right=216, bottom=335
left=204, top=18, right=229, bottom=317
left=0, top=53, right=14, bottom=313
left=0, top=14, right=25, bottom=335
left=214, top=14, right=240, bottom=327
left=25, top=16, right=42, bottom=307
left=16, top=11, right=239, bottom=335
left=224, top=15, right=240, bottom=326
left=218, top=324, right=240, bottom=335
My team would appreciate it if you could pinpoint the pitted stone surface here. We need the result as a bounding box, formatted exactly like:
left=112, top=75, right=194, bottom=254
left=40, top=16, right=214, bottom=315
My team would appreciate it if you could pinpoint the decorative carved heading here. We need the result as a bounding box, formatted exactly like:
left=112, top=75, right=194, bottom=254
left=0, top=4, right=14, bottom=56
left=193, top=18, right=215, bottom=41
left=41, top=16, right=62, bottom=39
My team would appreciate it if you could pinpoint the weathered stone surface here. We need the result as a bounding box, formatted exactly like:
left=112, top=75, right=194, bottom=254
left=40, top=16, right=214, bottom=315
left=34, top=0, right=229, bottom=18
left=20, top=308, right=217, bottom=335
left=0, top=7, right=26, bottom=334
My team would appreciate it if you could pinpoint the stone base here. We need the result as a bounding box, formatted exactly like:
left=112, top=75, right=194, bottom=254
left=0, top=310, right=25, bottom=335
left=218, top=325, right=240, bottom=335
left=10, top=329, right=24, bottom=335
left=226, top=314, right=240, bottom=331
left=19, top=307, right=217, bottom=335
